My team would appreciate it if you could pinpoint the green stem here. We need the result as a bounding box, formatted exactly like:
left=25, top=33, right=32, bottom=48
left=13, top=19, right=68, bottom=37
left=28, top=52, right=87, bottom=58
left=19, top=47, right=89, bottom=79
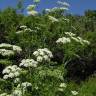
left=29, top=67, right=32, bottom=81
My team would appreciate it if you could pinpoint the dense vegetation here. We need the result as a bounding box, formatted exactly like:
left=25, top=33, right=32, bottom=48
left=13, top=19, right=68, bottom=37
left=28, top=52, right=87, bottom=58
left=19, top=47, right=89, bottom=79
left=0, top=0, right=96, bottom=96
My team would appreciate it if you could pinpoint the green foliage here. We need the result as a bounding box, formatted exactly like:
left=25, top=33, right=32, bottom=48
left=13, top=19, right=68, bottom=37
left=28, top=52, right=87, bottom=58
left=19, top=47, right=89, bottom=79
left=0, top=59, right=12, bottom=66
left=79, top=77, right=96, bottom=96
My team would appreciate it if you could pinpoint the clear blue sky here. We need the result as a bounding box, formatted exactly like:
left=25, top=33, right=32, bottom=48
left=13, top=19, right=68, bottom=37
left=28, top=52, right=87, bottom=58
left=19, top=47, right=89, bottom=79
left=0, top=0, right=96, bottom=15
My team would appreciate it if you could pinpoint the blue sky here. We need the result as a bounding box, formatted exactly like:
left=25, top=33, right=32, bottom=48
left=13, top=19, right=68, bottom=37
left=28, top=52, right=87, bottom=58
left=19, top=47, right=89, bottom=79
left=0, top=0, right=96, bottom=15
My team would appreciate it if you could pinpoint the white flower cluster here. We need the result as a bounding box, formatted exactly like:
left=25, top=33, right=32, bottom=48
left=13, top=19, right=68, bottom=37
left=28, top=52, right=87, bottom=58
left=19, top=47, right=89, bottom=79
left=62, top=18, right=70, bottom=22
left=11, top=89, right=22, bottom=96
left=56, top=32, right=90, bottom=45
left=27, top=10, right=38, bottom=16
left=58, top=83, right=67, bottom=92
left=45, top=1, right=69, bottom=13
left=27, top=4, right=38, bottom=16
left=45, top=9, right=51, bottom=13
left=65, top=32, right=76, bottom=37
left=0, top=49, right=14, bottom=56
left=71, top=90, right=78, bottom=95
left=56, top=37, right=71, bottom=44
left=27, top=5, right=36, bottom=11
left=0, top=43, right=22, bottom=56
left=60, top=83, right=67, bottom=88
left=35, top=26, right=41, bottom=30
left=57, top=1, right=70, bottom=7
left=14, top=78, right=20, bottom=83
left=0, top=93, right=11, bottom=96
left=76, top=37, right=90, bottom=45
left=58, top=83, right=78, bottom=95
left=20, top=25, right=27, bottom=29
left=57, top=1, right=70, bottom=11
left=48, top=16, right=59, bottom=22
left=19, top=59, right=38, bottom=68
left=12, top=82, right=32, bottom=96
left=45, top=7, right=68, bottom=13
left=0, top=43, right=12, bottom=48
left=33, top=0, right=40, bottom=3
left=17, top=82, right=32, bottom=90
left=2, top=65, right=22, bottom=79
left=13, top=45, right=22, bottom=53
left=17, top=26, right=40, bottom=34
left=59, top=7, right=69, bottom=11
left=33, top=48, right=53, bottom=62
left=0, top=82, right=32, bottom=96
left=65, top=32, right=90, bottom=45
left=16, top=25, right=32, bottom=34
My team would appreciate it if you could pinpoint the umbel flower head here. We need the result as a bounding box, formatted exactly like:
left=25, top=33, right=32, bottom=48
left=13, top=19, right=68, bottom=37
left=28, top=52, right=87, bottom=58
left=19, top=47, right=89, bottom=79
left=11, top=89, right=22, bottom=96
left=12, top=45, right=22, bottom=53
left=33, top=0, right=40, bottom=3
left=56, top=37, right=71, bottom=44
left=27, top=10, right=38, bottom=16
left=16, top=25, right=32, bottom=34
left=17, top=82, right=32, bottom=90
left=27, top=4, right=38, bottom=16
left=0, top=43, right=12, bottom=48
left=52, top=6, right=68, bottom=11
left=57, top=1, right=70, bottom=7
left=65, top=32, right=90, bottom=45
left=48, top=16, right=59, bottom=22
left=19, top=59, right=38, bottom=68
left=14, top=78, right=20, bottom=83
left=45, top=7, right=68, bottom=13
left=0, top=93, right=10, bottom=96
left=71, top=90, right=78, bottom=95
left=59, top=83, right=67, bottom=88
left=33, top=48, right=53, bottom=62
left=45, top=1, right=69, bottom=13
left=65, top=32, right=76, bottom=37
left=0, top=49, right=14, bottom=56
left=27, top=5, right=36, bottom=11
left=20, top=25, right=27, bottom=29
left=0, top=43, right=22, bottom=56
left=56, top=32, right=90, bottom=45
left=2, top=65, right=22, bottom=79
